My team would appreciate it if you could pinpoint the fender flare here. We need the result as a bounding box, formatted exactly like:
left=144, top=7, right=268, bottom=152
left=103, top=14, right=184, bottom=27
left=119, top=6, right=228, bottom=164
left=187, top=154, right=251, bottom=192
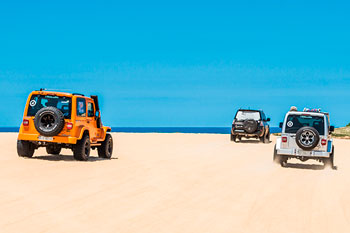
left=77, top=127, right=90, bottom=140
left=100, top=126, right=112, bottom=141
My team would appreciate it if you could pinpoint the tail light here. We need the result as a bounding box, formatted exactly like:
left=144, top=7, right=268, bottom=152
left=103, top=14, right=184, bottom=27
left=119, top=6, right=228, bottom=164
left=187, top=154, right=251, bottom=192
left=282, top=136, right=287, bottom=143
left=321, top=139, right=327, bottom=146
left=66, top=122, right=73, bottom=130
left=23, top=119, right=29, bottom=126
left=260, top=121, right=263, bottom=127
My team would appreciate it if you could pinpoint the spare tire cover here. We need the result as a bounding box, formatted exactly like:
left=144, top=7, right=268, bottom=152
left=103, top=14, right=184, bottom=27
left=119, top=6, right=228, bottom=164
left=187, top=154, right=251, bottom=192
left=243, top=119, right=258, bottom=133
left=34, top=107, right=65, bottom=136
left=295, top=126, right=320, bottom=151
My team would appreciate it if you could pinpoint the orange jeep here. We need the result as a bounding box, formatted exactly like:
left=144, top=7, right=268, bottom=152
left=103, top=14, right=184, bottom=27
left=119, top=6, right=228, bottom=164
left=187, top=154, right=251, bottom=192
left=17, top=89, right=113, bottom=161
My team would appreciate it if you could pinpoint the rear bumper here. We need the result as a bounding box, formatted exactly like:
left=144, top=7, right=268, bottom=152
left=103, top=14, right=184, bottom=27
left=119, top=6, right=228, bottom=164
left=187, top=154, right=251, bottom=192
left=231, top=128, right=264, bottom=137
left=18, top=133, right=78, bottom=144
left=277, top=148, right=330, bottom=158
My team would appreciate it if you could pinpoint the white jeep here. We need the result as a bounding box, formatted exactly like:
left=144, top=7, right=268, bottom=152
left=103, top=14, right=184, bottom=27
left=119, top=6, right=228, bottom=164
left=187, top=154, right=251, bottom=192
left=274, top=107, right=335, bottom=168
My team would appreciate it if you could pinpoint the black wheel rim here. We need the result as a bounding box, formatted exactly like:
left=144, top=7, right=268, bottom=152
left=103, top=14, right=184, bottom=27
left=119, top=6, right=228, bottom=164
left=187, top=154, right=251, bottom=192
left=300, top=130, right=315, bottom=147
left=40, top=113, right=56, bottom=129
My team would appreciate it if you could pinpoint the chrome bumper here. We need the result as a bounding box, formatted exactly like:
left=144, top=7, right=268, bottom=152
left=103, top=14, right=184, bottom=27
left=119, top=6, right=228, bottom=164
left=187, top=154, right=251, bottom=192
left=277, top=148, right=330, bottom=158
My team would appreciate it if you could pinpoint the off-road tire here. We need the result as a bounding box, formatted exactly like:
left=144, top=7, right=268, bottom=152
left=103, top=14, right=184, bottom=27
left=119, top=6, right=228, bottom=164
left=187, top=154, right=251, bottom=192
left=46, top=144, right=62, bottom=155
left=73, top=135, right=91, bottom=161
left=273, top=145, right=285, bottom=166
left=231, top=134, right=239, bottom=142
left=263, top=130, right=270, bottom=144
left=17, top=140, right=35, bottom=158
left=34, top=107, right=65, bottom=137
left=324, top=146, right=334, bottom=169
left=98, top=134, right=113, bottom=159
left=260, top=134, right=264, bottom=142
left=295, top=126, right=320, bottom=151
left=243, top=119, right=258, bottom=133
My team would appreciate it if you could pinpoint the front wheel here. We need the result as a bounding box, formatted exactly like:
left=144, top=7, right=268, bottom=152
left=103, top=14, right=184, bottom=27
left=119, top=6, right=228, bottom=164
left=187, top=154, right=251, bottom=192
left=98, top=134, right=113, bottom=159
left=73, top=135, right=91, bottom=161
left=46, top=144, right=62, bottom=155
left=17, top=140, right=35, bottom=158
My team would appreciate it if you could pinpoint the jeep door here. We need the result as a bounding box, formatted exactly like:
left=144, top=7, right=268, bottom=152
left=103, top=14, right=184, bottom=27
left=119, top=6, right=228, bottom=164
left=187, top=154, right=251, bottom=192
left=75, top=97, right=89, bottom=138
left=86, top=100, right=99, bottom=142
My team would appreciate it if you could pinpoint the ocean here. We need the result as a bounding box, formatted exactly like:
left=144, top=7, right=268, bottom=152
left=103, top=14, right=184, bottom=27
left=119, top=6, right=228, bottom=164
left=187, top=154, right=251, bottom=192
left=0, top=127, right=281, bottom=134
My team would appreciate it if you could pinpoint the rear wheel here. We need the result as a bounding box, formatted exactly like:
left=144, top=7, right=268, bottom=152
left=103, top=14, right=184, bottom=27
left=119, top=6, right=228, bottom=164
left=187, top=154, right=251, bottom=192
left=98, top=134, right=113, bottom=159
left=231, top=134, right=239, bottom=143
left=263, top=130, right=270, bottom=144
left=73, top=135, right=91, bottom=161
left=17, top=140, right=35, bottom=158
left=46, top=144, right=62, bottom=155
left=273, top=145, right=285, bottom=166
left=324, top=146, right=334, bottom=169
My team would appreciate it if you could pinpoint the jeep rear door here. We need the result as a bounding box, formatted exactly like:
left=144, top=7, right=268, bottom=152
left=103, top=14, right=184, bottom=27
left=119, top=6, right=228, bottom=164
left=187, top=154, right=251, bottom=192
left=86, top=100, right=99, bottom=142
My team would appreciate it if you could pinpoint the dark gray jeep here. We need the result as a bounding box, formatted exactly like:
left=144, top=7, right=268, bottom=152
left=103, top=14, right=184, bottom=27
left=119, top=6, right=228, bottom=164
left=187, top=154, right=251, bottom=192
left=230, top=109, right=271, bottom=143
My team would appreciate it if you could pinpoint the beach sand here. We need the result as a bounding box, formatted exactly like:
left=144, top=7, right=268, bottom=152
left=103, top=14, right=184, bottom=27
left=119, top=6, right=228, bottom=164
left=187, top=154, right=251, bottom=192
left=1, top=133, right=350, bottom=233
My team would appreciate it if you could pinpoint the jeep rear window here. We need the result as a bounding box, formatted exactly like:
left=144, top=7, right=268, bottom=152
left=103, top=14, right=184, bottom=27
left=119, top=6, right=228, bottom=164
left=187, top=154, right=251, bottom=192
left=235, top=111, right=261, bottom=121
left=27, top=95, right=72, bottom=119
left=285, top=114, right=325, bottom=135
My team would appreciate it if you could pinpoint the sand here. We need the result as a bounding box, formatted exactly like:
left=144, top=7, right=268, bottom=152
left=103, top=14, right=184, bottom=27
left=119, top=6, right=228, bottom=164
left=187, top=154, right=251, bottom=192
left=1, top=133, right=350, bottom=233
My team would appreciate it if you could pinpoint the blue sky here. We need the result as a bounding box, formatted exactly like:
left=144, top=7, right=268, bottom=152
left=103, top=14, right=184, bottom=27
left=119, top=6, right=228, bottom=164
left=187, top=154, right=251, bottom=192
left=0, top=0, right=349, bottom=127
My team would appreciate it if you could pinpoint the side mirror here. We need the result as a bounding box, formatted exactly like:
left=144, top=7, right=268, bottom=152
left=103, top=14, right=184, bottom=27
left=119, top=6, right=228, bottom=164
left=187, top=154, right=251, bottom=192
left=95, top=110, right=100, bottom=119
left=330, top=126, right=335, bottom=132
left=266, top=118, right=271, bottom=122
left=279, top=122, right=283, bottom=128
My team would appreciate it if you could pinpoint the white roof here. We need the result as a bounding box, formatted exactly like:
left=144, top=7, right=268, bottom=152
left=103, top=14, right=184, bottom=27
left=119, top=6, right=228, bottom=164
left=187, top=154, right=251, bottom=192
left=287, top=111, right=326, bottom=117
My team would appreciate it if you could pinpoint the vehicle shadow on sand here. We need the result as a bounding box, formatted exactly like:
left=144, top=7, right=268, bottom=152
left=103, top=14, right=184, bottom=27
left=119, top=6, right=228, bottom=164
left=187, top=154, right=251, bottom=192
left=32, top=154, right=118, bottom=162
left=236, top=140, right=272, bottom=144
left=283, top=163, right=337, bottom=171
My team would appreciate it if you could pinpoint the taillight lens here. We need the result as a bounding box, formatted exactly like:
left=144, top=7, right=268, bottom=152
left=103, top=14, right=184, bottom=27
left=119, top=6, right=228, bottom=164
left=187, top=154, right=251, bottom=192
left=23, top=119, right=29, bottom=126
left=321, top=139, right=327, bottom=146
left=66, top=122, right=73, bottom=130
left=282, top=136, right=287, bottom=143
left=260, top=121, right=263, bottom=126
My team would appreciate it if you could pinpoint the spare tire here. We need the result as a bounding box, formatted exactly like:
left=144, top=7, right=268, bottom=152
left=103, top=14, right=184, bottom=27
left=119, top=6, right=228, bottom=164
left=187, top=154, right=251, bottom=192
left=34, top=107, right=65, bottom=136
left=243, top=119, right=258, bottom=133
left=295, top=126, right=320, bottom=151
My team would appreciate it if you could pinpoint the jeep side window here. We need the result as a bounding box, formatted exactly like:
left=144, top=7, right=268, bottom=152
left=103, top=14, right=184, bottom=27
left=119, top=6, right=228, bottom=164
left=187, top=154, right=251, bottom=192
left=87, top=102, right=94, bottom=117
left=76, top=98, right=86, bottom=117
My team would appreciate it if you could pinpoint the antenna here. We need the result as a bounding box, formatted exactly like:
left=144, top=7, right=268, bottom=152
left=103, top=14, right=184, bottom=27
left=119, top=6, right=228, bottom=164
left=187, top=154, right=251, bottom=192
left=38, top=88, right=74, bottom=92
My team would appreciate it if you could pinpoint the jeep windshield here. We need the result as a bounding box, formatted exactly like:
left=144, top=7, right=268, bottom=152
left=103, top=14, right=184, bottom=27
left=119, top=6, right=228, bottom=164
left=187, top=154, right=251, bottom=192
left=285, top=114, right=325, bottom=135
left=27, top=95, right=72, bottom=119
left=235, top=111, right=261, bottom=121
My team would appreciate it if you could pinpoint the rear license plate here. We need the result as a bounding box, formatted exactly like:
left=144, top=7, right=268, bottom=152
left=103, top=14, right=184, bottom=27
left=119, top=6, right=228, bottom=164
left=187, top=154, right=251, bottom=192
left=298, top=150, right=311, bottom=156
left=38, top=136, right=53, bottom=141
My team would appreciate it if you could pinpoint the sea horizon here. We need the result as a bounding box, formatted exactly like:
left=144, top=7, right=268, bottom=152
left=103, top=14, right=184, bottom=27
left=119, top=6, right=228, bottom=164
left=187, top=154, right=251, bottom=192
left=0, top=126, right=282, bottom=134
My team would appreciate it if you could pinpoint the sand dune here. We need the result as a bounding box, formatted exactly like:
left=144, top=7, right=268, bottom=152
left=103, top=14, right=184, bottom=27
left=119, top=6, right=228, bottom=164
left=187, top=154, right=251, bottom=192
left=1, top=133, right=350, bottom=233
